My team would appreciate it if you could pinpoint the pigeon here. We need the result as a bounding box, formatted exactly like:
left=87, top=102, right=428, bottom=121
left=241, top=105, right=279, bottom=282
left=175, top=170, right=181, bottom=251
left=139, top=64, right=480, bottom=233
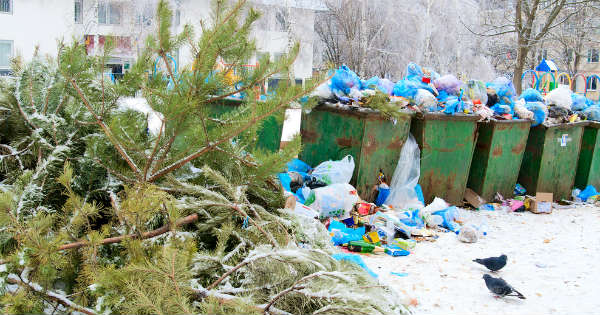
left=473, top=254, right=507, bottom=272
left=483, top=274, right=525, bottom=299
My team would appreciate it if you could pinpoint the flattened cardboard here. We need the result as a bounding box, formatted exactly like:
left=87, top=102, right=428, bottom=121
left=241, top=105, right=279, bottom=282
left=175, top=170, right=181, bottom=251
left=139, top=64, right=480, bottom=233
left=465, top=188, right=486, bottom=208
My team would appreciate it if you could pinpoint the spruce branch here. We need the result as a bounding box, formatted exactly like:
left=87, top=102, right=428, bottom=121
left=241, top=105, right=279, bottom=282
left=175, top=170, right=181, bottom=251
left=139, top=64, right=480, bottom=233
left=206, top=252, right=275, bottom=290
left=57, top=213, right=199, bottom=250
left=69, top=79, right=142, bottom=179
left=5, top=276, right=97, bottom=315
left=263, top=272, right=341, bottom=313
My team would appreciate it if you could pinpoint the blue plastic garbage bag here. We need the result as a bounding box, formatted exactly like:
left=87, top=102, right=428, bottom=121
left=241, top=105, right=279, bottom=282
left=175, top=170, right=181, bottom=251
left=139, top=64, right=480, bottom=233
left=443, top=98, right=464, bottom=115
left=286, top=158, right=312, bottom=174
left=488, top=77, right=516, bottom=102
left=571, top=93, right=588, bottom=111
left=578, top=185, right=599, bottom=202
left=278, top=173, right=306, bottom=204
left=330, top=65, right=361, bottom=96
left=525, top=102, right=547, bottom=127
left=406, top=62, right=424, bottom=81
left=332, top=253, right=378, bottom=278
left=519, top=88, right=544, bottom=103
left=392, top=80, right=420, bottom=99
left=377, top=78, right=395, bottom=95
left=328, top=220, right=365, bottom=246
left=584, top=105, right=600, bottom=121
left=361, top=76, right=380, bottom=90
left=434, top=74, right=462, bottom=95
left=432, top=206, right=460, bottom=232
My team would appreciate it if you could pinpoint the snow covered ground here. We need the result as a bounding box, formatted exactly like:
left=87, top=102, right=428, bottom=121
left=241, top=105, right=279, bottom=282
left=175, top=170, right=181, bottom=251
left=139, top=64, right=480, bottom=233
left=362, top=205, right=600, bottom=315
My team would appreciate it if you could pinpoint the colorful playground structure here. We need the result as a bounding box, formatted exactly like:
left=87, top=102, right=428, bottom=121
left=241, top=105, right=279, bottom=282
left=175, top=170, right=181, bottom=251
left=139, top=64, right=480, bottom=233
left=521, top=59, right=600, bottom=101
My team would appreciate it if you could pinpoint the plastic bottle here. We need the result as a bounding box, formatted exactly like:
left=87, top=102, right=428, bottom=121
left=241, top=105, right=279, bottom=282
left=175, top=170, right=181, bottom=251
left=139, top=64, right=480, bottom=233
left=347, top=240, right=384, bottom=253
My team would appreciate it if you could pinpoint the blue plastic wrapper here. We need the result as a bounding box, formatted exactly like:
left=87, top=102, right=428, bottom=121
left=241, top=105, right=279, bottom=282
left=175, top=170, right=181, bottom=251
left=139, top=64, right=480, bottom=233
left=488, top=77, right=516, bottom=105
left=332, top=253, right=378, bottom=278
left=525, top=102, right=547, bottom=127
left=330, top=65, right=361, bottom=96
left=519, top=88, right=544, bottom=102
left=571, top=93, right=588, bottom=111
left=328, top=220, right=365, bottom=246
left=415, top=184, right=425, bottom=204
left=375, top=187, right=390, bottom=206
left=514, top=183, right=526, bottom=196
left=432, top=207, right=460, bottom=232
left=578, top=185, right=599, bottom=202
left=443, top=98, right=464, bottom=115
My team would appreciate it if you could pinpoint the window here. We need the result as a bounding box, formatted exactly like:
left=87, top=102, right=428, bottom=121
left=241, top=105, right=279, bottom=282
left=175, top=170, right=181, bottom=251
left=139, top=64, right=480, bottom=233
left=74, top=0, right=83, bottom=23
left=588, top=77, right=598, bottom=91
left=0, top=0, right=11, bottom=14
left=0, top=40, right=13, bottom=74
left=98, top=1, right=121, bottom=25
left=565, top=48, right=574, bottom=63
left=588, top=48, right=599, bottom=63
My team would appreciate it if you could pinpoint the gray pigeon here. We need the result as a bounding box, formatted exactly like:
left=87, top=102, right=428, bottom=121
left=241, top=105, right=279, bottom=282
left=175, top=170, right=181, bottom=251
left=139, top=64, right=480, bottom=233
left=483, top=274, right=525, bottom=299
left=473, top=254, right=507, bottom=272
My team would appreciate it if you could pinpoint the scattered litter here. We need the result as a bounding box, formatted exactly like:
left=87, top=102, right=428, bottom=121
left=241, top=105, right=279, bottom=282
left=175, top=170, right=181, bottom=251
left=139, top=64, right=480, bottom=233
left=390, top=272, right=409, bottom=277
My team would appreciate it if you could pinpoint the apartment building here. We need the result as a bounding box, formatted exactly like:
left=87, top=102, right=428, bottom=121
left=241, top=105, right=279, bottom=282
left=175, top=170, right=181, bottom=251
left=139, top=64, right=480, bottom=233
left=0, top=0, right=325, bottom=83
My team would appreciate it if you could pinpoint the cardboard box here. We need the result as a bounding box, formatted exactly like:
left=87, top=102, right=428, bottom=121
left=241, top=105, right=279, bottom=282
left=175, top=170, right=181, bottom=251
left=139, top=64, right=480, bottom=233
left=530, top=192, right=553, bottom=214
left=464, top=188, right=486, bottom=208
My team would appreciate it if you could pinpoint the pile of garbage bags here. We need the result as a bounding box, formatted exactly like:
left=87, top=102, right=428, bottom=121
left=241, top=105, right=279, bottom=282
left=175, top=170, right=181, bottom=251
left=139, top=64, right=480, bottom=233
left=312, top=63, right=600, bottom=124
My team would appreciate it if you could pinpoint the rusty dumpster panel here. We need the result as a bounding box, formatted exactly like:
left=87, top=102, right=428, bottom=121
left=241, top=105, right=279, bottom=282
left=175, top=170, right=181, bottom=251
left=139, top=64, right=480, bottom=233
left=411, top=113, right=479, bottom=205
left=468, top=120, right=531, bottom=200
left=518, top=122, right=586, bottom=200
left=300, top=104, right=413, bottom=197
left=575, top=122, right=600, bottom=189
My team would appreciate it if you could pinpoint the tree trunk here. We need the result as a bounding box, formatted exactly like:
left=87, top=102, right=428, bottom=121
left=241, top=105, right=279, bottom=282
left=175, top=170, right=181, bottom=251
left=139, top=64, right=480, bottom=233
left=513, top=44, right=529, bottom=95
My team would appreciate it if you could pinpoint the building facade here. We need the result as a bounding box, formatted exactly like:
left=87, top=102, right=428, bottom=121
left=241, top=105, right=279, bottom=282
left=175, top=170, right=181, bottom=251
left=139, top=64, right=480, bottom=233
left=0, top=0, right=325, bottom=83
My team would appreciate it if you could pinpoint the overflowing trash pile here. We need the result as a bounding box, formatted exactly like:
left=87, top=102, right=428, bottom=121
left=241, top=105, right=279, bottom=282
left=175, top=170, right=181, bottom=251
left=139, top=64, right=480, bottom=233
left=311, top=63, right=600, bottom=124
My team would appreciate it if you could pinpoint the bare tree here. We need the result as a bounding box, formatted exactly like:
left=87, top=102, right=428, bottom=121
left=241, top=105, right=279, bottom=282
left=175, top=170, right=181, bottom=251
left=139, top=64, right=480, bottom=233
left=467, top=0, right=596, bottom=93
left=547, top=4, right=600, bottom=77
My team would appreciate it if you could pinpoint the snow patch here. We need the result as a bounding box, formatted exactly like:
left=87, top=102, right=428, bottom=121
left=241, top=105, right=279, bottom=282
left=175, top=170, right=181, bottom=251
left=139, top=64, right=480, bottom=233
left=117, top=97, right=164, bottom=136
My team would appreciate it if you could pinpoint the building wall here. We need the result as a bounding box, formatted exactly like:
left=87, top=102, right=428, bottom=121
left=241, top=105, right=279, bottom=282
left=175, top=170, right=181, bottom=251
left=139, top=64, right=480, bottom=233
left=0, top=0, right=320, bottom=80
left=0, top=0, right=73, bottom=62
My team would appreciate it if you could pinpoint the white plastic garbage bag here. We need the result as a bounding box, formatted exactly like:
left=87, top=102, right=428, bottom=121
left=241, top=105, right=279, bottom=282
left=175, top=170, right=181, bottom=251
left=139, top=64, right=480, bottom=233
left=545, top=86, right=572, bottom=110
left=386, top=135, right=423, bottom=209
left=415, top=89, right=437, bottom=110
left=312, top=155, right=355, bottom=185
left=310, top=183, right=359, bottom=219
left=514, top=99, right=534, bottom=120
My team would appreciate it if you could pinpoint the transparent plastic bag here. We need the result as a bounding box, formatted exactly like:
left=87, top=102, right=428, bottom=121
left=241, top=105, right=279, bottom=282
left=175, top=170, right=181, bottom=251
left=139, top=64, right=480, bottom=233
left=545, top=86, right=573, bottom=110
left=312, top=155, right=355, bottom=185
left=386, top=135, right=423, bottom=209
left=311, top=183, right=360, bottom=219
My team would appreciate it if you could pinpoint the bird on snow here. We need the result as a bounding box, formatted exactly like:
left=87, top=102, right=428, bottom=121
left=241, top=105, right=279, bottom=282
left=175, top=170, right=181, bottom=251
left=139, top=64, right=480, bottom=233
left=483, top=274, right=526, bottom=299
left=473, top=254, right=507, bottom=272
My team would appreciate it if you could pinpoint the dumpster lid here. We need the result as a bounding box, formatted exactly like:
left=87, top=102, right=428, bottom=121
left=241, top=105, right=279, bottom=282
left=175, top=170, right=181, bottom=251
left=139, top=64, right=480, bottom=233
left=586, top=121, right=600, bottom=128
left=314, top=102, right=415, bottom=119
left=539, top=120, right=588, bottom=129
left=415, top=112, right=481, bottom=121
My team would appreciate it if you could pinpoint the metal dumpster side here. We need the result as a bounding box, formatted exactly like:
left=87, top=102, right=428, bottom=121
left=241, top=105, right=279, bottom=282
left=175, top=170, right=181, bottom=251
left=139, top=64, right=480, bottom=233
left=575, top=121, right=600, bottom=189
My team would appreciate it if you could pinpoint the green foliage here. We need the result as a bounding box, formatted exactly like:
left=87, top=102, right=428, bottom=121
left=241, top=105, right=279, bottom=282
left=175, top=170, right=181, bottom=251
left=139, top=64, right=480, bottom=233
left=0, top=0, right=410, bottom=314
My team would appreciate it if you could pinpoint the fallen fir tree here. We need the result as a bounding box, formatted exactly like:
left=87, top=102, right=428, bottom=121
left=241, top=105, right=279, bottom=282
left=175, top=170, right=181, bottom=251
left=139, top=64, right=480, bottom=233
left=0, top=1, right=409, bottom=314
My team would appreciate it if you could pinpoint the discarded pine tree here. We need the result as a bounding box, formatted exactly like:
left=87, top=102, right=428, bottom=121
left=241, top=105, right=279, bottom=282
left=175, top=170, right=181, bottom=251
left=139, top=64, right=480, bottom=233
left=0, top=1, right=409, bottom=314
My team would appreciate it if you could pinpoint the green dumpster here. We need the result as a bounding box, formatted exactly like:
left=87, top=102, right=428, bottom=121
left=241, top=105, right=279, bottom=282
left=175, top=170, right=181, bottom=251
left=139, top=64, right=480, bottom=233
left=411, top=113, right=480, bottom=205
left=575, top=121, right=600, bottom=189
left=518, top=122, right=586, bottom=201
left=300, top=103, right=414, bottom=197
left=467, top=119, right=531, bottom=200
left=206, top=98, right=284, bottom=152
